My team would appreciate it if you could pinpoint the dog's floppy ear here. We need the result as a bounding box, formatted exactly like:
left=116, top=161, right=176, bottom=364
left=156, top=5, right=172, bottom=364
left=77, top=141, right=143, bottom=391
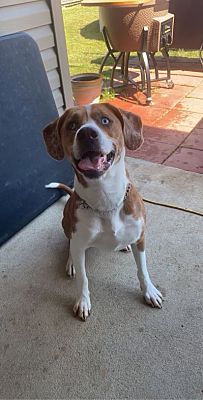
left=119, top=109, right=143, bottom=151
left=102, top=103, right=143, bottom=151
left=43, top=117, right=64, bottom=160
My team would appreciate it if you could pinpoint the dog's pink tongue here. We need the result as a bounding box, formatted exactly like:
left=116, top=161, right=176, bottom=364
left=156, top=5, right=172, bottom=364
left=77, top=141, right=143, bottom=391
left=78, top=154, right=107, bottom=171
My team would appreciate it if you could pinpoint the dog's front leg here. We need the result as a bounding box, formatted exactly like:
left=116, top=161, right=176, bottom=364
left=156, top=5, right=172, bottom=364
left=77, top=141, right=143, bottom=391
left=70, top=240, right=91, bottom=321
left=131, top=238, right=163, bottom=308
left=65, top=240, right=76, bottom=279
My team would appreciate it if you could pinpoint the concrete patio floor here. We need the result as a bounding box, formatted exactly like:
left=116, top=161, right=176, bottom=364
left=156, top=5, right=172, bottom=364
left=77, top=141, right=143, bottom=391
left=110, top=59, right=203, bottom=174
left=1, top=158, right=203, bottom=399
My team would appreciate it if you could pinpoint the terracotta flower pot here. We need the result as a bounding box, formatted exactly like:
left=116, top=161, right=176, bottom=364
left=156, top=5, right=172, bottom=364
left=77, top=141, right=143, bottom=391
left=71, top=73, right=103, bottom=106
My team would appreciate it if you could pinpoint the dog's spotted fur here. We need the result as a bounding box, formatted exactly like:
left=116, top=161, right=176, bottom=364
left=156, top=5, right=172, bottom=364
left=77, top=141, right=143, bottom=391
left=43, top=103, right=163, bottom=320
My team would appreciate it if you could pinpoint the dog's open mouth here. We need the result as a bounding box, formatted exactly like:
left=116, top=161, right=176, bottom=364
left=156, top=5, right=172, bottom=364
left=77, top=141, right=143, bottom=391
left=75, top=150, right=115, bottom=178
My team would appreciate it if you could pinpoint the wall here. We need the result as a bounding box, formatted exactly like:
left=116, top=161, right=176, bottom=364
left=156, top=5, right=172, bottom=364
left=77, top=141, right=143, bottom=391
left=0, top=0, right=73, bottom=114
left=169, top=0, right=203, bottom=49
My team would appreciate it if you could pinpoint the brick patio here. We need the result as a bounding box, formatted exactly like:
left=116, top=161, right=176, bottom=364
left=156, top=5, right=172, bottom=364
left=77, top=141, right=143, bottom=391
left=109, top=60, right=203, bottom=174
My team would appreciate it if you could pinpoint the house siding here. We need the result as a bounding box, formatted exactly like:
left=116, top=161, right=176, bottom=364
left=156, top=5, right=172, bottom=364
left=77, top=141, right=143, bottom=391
left=0, top=0, right=73, bottom=113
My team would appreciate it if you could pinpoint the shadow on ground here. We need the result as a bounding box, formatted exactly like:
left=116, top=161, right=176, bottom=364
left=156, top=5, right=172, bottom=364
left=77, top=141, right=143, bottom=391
left=80, top=20, right=103, bottom=41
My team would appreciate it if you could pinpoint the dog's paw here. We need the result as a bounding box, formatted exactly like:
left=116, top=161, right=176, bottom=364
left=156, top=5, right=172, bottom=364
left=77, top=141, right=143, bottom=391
left=66, top=259, right=76, bottom=279
left=143, top=283, right=163, bottom=308
left=73, top=295, right=91, bottom=321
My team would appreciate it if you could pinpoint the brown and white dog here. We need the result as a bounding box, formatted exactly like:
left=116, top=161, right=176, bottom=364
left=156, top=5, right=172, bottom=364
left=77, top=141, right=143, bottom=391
left=43, top=103, right=162, bottom=320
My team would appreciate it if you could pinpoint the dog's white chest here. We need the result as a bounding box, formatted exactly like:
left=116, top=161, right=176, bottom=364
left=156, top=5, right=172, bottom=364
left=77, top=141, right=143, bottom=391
left=77, top=207, right=144, bottom=251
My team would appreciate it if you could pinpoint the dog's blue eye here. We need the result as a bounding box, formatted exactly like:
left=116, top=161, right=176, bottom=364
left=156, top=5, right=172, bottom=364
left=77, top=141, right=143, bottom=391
left=68, top=121, right=77, bottom=130
left=101, top=117, right=110, bottom=125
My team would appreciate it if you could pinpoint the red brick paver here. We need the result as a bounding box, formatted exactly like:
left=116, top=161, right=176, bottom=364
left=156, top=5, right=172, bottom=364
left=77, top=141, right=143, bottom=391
left=143, top=126, right=189, bottom=146
left=165, top=74, right=202, bottom=87
left=187, top=83, right=203, bottom=99
left=164, top=147, right=203, bottom=173
left=182, top=128, right=203, bottom=151
left=110, top=62, right=203, bottom=174
left=176, top=98, right=203, bottom=114
left=127, top=140, right=177, bottom=164
left=154, top=108, right=202, bottom=131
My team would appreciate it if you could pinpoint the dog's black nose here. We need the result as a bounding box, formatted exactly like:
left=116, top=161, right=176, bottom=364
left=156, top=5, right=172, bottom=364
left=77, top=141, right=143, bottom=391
left=77, top=127, right=98, bottom=142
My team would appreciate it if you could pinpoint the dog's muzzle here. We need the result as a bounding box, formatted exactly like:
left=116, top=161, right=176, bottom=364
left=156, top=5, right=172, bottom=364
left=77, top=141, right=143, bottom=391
left=73, top=126, right=115, bottom=179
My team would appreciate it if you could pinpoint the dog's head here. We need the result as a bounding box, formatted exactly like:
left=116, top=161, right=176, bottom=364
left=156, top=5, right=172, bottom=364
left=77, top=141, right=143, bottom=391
left=43, top=103, right=143, bottom=179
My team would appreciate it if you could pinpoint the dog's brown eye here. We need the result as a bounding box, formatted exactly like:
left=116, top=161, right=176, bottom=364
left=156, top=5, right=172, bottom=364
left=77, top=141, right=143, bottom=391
left=101, top=117, right=110, bottom=126
left=68, top=121, right=77, bottom=130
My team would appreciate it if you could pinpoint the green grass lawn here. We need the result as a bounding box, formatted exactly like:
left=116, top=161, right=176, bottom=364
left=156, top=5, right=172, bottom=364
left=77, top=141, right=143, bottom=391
left=62, top=4, right=199, bottom=78
left=63, top=5, right=106, bottom=76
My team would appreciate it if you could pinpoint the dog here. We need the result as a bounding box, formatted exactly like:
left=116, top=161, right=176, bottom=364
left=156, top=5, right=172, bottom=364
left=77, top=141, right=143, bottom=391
left=43, top=103, right=163, bottom=320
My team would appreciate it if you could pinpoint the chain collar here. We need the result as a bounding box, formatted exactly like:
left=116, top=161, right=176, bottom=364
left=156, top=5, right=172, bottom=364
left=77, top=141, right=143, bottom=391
left=77, top=182, right=132, bottom=215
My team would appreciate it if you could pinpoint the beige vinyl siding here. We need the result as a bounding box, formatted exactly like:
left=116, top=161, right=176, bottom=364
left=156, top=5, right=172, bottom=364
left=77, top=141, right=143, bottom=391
left=53, top=89, right=64, bottom=109
left=0, top=2, right=51, bottom=35
left=0, top=0, right=73, bottom=112
left=25, top=26, right=55, bottom=51
left=57, top=107, right=65, bottom=116
left=41, top=48, right=58, bottom=71
left=47, top=70, right=61, bottom=91
left=0, top=0, right=39, bottom=6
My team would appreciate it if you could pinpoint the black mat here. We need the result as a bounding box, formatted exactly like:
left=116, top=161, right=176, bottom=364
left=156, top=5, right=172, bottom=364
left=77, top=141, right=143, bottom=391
left=0, top=33, right=74, bottom=246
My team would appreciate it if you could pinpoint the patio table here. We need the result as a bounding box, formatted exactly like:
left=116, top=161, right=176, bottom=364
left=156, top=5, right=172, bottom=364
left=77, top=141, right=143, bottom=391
left=81, top=0, right=174, bottom=103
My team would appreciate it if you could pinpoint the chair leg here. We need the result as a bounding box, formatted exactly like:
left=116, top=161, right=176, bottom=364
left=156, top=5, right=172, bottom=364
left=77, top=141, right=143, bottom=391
left=138, top=52, right=146, bottom=91
left=110, top=51, right=124, bottom=88
left=123, top=51, right=130, bottom=84
left=100, top=26, right=129, bottom=88
left=150, top=52, right=159, bottom=80
left=161, top=47, right=174, bottom=88
left=99, top=51, right=111, bottom=74
left=140, top=51, right=152, bottom=104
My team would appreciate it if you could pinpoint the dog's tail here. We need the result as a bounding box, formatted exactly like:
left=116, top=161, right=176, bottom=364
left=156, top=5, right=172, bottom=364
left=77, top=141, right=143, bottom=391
left=45, top=182, right=73, bottom=196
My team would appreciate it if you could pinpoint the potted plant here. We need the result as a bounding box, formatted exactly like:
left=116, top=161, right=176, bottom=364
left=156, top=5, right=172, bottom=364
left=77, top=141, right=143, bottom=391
left=71, top=73, right=103, bottom=106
